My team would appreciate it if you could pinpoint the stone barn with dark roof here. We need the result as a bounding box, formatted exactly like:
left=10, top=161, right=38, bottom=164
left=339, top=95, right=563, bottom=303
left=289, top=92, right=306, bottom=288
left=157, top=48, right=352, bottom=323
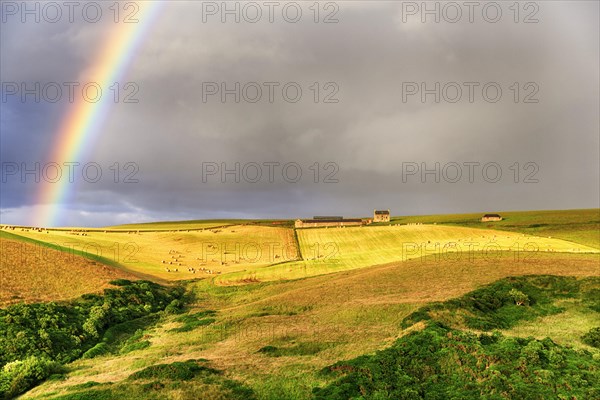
left=481, top=214, right=502, bottom=222
left=295, top=218, right=366, bottom=228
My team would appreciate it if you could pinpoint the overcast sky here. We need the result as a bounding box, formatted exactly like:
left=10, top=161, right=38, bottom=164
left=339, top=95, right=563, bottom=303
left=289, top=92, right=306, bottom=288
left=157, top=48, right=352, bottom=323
left=1, top=1, right=599, bottom=227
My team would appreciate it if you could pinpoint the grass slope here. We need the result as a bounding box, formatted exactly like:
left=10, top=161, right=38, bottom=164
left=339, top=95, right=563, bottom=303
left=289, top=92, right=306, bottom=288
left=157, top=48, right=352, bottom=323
left=0, top=232, right=138, bottom=307
left=5, top=225, right=298, bottom=281
left=22, top=251, right=600, bottom=399
left=219, top=224, right=598, bottom=283
left=315, top=275, right=600, bottom=399
left=391, top=208, right=600, bottom=249
left=4, top=209, right=597, bottom=285
left=4, top=209, right=599, bottom=398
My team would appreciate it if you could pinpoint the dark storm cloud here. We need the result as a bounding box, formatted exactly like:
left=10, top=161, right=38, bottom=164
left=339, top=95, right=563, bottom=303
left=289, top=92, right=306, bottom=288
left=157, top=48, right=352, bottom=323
left=1, top=1, right=598, bottom=226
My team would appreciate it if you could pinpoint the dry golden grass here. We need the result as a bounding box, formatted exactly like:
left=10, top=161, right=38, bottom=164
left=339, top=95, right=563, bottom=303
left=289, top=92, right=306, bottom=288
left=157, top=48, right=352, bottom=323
left=0, top=236, right=138, bottom=307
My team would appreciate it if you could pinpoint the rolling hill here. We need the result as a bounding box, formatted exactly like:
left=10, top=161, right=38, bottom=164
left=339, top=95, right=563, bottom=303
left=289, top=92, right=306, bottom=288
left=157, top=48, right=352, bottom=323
left=4, top=210, right=597, bottom=285
left=0, top=231, right=138, bottom=307
left=2, top=225, right=298, bottom=281
left=1, top=209, right=598, bottom=399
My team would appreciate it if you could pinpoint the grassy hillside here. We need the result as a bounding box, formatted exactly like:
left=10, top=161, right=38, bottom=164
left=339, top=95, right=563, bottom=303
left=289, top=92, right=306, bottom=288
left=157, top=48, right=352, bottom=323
left=3, top=209, right=598, bottom=398
left=5, top=225, right=298, bottom=281
left=315, top=275, right=600, bottom=399
left=21, top=251, right=600, bottom=399
left=6, top=211, right=597, bottom=285
left=391, top=208, right=600, bottom=249
left=218, top=224, right=598, bottom=283
left=0, top=232, right=138, bottom=306
left=105, top=219, right=254, bottom=231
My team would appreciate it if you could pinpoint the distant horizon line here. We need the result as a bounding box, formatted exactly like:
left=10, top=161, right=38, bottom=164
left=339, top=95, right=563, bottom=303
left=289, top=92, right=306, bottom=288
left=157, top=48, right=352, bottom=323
left=1, top=207, right=597, bottom=230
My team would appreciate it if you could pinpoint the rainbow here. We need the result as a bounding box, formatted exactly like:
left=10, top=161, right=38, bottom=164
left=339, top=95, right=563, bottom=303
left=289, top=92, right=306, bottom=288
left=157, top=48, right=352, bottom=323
left=35, top=1, right=164, bottom=227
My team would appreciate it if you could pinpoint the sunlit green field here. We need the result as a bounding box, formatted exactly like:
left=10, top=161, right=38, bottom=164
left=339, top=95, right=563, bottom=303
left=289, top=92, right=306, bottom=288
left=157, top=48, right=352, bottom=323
left=218, top=224, right=599, bottom=283
left=391, top=208, right=600, bottom=249
left=3, top=225, right=297, bottom=281
left=6, top=212, right=597, bottom=285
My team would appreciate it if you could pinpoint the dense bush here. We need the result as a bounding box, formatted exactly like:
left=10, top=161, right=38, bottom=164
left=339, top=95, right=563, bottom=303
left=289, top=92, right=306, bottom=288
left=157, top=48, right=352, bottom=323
left=0, top=356, right=65, bottom=399
left=122, top=340, right=150, bottom=353
left=169, top=310, right=216, bottom=332
left=582, top=327, right=600, bottom=348
left=0, top=280, right=185, bottom=398
left=81, top=342, right=109, bottom=359
left=258, top=342, right=329, bottom=357
left=127, top=360, right=219, bottom=381
left=401, top=275, right=590, bottom=331
left=122, top=360, right=256, bottom=400
left=314, top=323, right=600, bottom=399
left=52, top=388, right=115, bottom=400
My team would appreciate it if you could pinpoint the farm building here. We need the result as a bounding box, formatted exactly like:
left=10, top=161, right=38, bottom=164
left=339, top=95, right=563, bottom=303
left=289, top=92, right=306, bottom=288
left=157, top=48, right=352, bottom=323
left=295, top=218, right=366, bottom=228
left=373, top=209, right=390, bottom=222
left=481, top=214, right=502, bottom=222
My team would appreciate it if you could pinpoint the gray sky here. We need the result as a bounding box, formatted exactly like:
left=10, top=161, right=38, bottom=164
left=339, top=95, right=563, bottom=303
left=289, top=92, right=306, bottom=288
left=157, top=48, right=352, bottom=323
left=1, top=1, right=599, bottom=227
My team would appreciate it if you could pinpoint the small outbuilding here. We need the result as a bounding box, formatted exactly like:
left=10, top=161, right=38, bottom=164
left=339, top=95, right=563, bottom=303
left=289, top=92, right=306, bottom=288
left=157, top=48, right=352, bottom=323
left=481, top=214, right=502, bottom=222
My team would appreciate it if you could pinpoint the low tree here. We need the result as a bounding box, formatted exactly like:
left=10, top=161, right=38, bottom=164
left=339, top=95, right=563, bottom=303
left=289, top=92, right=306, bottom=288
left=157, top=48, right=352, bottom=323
left=509, top=289, right=529, bottom=306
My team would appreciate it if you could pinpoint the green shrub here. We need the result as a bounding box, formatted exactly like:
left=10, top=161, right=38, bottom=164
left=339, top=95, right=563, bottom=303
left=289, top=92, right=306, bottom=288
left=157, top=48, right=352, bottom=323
left=0, top=356, right=65, bottom=399
left=582, top=327, right=600, bottom=348
left=120, top=340, right=150, bottom=354
left=82, top=343, right=109, bottom=359
left=101, top=315, right=158, bottom=346
left=169, top=310, right=216, bottom=332
left=314, top=323, right=600, bottom=399
left=0, top=280, right=188, bottom=397
left=584, top=289, right=600, bottom=312
left=509, top=289, right=530, bottom=306
left=258, top=345, right=279, bottom=355
left=127, top=360, right=219, bottom=381
left=401, top=275, right=590, bottom=331
left=68, top=381, right=102, bottom=391
left=164, top=299, right=184, bottom=314
left=109, top=279, right=133, bottom=287
left=52, top=388, right=115, bottom=400
left=258, top=342, right=329, bottom=357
